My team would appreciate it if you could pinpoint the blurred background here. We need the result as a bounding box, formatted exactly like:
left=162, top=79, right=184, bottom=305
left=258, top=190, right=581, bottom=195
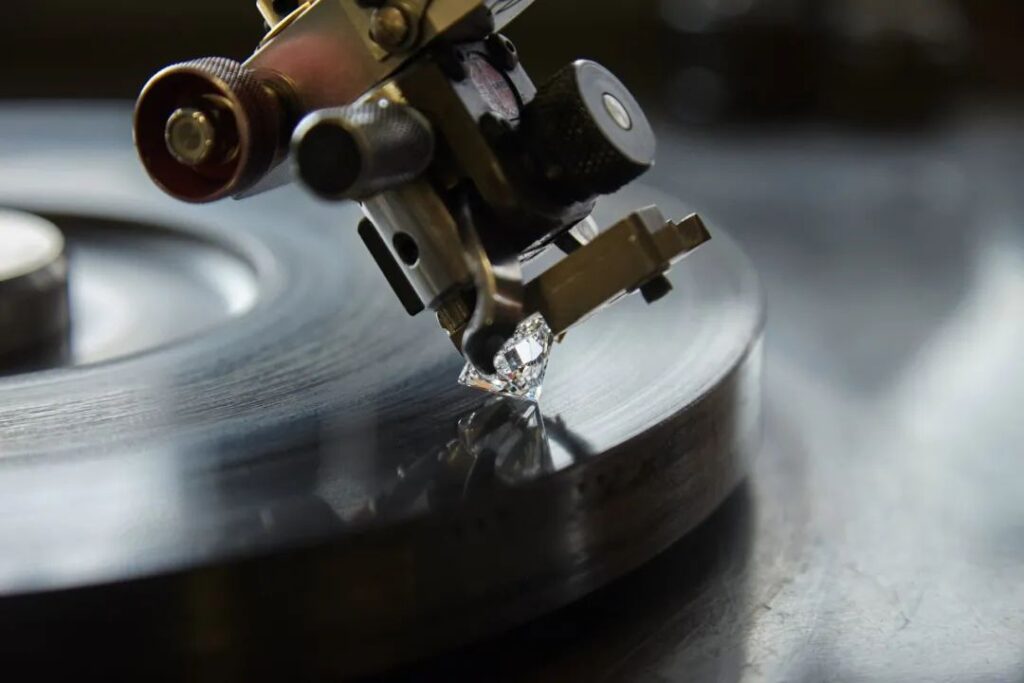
left=11, top=0, right=1024, bottom=124
left=15, top=0, right=1016, bottom=398
left=5, top=1, right=1024, bottom=680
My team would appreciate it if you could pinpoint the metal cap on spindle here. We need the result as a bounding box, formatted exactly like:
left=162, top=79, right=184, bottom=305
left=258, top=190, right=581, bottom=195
left=0, top=210, right=69, bottom=372
left=134, top=57, right=292, bottom=203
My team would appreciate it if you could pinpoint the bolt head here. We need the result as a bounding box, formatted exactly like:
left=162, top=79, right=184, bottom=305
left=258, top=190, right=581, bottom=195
left=602, top=93, right=633, bottom=131
left=370, top=7, right=410, bottom=49
left=165, top=108, right=217, bottom=167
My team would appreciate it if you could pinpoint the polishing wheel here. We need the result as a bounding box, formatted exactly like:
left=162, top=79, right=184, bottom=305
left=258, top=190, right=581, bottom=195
left=0, top=107, right=763, bottom=679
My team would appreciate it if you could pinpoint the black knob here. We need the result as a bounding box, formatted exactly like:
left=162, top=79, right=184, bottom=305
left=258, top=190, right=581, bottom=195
left=525, top=60, right=656, bottom=202
left=293, top=100, right=435, bottom=200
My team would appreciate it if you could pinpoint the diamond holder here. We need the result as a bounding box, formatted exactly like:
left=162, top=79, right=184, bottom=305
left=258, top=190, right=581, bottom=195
left=459, top=314, right=555, bottom=402
left=459, top=212, right=712, bottom=402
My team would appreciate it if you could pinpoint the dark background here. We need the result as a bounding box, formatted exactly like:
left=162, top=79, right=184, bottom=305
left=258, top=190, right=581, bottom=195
left=10, top=0, right=1024, bottom=126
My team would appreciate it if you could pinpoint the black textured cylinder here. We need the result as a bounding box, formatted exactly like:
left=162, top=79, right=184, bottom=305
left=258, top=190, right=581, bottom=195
left=293, top=101, right=435, bottom=201
left=525, top=60, right=656, bottom=202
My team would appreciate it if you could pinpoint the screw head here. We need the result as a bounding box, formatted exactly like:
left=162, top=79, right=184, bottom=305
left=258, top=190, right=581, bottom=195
left=164, top=108, right=217, bottom=166
left=370, top=7, right=410, bottom=49
left=485, top=34, right=519, bottom=70
left=640, top=275, right=673, bottom=304
left=602, top=93, right=633, bottom=131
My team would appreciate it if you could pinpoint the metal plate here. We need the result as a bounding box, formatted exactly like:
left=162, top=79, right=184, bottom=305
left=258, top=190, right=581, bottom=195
left=0, top=105, right=763, bottom=679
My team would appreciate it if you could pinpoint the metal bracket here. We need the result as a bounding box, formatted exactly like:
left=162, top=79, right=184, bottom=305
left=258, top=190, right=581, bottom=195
left=455, top=194, right=526, bottom=375
left=525, top=207, right=712, bottom=336
left=441, top=206, right=711, bottom=371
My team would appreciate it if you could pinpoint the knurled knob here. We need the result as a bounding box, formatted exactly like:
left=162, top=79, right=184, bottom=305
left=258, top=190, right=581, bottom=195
left=293, top=100, right=435, bottom=201
left=525, top=60, right=656, bottom=202
left=135, top=57, right=289, bottom=203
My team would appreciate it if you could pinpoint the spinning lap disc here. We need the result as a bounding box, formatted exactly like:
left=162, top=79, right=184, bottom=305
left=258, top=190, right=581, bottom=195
left=0, top=107, right=763, bottom=678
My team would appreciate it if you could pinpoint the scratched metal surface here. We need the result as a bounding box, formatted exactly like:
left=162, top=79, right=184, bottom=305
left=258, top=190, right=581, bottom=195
left=383, top=114, right=1024, bottom=682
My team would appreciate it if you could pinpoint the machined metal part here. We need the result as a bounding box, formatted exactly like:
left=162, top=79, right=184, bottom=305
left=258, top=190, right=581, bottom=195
left=361, top=182, right=471, bottom=309
left=244, top=0, right=520, bottom=112
left=455, top=195, right=527, bottom=374
left=524, top=60, right=657, bottom=203
left=293, top=99, right=436, bottom=200
left=357, top=218, right=425, bottom=316
left=527, top=209, right=712, bottom=336
left=134, top=0, right=714, bottom=387
left=431, top=209, right=713, bottom=363
left=134, top=1, right=521, bottom=202
left=0, top=210, right=70, bottom=372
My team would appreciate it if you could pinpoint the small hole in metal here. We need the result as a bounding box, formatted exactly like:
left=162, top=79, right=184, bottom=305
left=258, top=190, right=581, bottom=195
left=602, top=92, right=633, bottom=131
left=393, top=232, right=420, bottom=266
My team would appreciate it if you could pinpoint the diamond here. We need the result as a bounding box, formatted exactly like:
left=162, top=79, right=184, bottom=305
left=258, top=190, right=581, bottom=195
left=459, top=314, right=554, bottom=401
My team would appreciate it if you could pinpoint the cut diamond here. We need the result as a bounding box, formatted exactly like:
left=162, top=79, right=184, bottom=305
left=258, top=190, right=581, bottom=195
left=459, top=314, right=554, bottom=401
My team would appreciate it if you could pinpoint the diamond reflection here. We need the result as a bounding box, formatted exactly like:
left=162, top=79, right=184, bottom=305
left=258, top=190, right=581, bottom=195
left=369, top=396, right=589, bottom=523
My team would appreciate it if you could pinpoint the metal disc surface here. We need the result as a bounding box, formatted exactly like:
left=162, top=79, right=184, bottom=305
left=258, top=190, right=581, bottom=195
left=0, top=106, right=763, bottom=679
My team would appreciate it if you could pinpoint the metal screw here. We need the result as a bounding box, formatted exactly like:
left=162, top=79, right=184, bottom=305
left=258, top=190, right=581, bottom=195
left=640, top=275, right=673, bottom=304
left=602, top=93, right=633, bottom=131
left=485, top=34, right=519, bottom=71
left=370, top=7, right=410, bottom=49
left=165, top=108, right=217, bottom=166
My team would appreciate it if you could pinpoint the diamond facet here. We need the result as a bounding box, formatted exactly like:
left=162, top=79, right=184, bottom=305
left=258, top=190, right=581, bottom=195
left=459, top=314, right=554, bottom=401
